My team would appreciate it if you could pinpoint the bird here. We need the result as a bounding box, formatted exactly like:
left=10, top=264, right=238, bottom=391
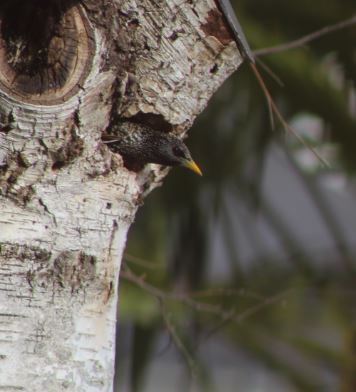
left=102, top=122, right=202, bottom=176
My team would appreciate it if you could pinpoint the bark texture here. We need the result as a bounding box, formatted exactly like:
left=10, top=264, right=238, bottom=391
left=0, top=0, right=242, bottom=390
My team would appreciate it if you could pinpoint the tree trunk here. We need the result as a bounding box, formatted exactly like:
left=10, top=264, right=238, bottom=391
left=0, top=0, right=242, bottom=390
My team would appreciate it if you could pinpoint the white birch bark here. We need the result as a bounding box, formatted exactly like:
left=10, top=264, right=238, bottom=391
left=0, top=0, right=242, bottom=390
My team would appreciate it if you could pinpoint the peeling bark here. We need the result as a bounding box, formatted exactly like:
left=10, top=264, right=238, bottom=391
left=0, top=0, right=242, bottom=390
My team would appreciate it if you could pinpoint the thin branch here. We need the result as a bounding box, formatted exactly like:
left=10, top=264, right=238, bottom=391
left=250, top=62, right=330, bottom=167
left=255, top=57, right=284, bottom=87
left=254, top=15, right=356, bottom=57
left=200, top=290, right=289, bottom=345
left=160, top=301, right=199, bottom=378
left=123, top=253, right=162, bottom=270
left=121, top=267, right=286, bottom=326
left=122, top=266, right=289, bottom=359
left=189, top=287, right=263, bottom=300
left=121, top=267, right=228, bottom=315
left=123, top=259, right=264, bottom=299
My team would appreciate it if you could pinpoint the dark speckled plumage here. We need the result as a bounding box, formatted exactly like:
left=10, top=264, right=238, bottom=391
left=102, top=122, right=202, bottom=175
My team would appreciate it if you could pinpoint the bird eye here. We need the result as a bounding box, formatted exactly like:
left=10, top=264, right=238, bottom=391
left=173, top=146, right=185, bottom=158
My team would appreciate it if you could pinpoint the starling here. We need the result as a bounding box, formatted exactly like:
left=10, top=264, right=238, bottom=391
left=102, top=122, right=202, bottom=175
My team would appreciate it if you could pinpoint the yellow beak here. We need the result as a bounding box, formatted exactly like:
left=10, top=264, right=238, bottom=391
left=183, top=159, right=203, bottom=176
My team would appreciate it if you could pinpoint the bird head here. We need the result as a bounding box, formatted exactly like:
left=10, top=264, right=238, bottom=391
left=155, top=135, right=202, bottom=176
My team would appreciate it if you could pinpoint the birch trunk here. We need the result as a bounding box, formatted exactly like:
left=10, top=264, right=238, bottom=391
left=0, top=0, right=242, bottom=390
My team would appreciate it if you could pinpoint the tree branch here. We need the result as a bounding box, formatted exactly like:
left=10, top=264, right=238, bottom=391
left=254, top=15, right=356, bottom=57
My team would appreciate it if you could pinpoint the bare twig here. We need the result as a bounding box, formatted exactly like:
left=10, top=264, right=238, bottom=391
left=121, top=267, right=286, bottom=326
left=200, top=290, right=289, bottom=344
left=255, top=57, right=284, bottom=87
left=121, top=267, right=228, bottom=315
left=124, top=253, right=162, bottom=270
left=249, top=62, right=330, bottom=167
left=160, top=301, right=199, bottom=378
left=121, top=264, right=289, bottom=361
left=254, top=15, right=356, bottom=57
left=123, top=255, right=264, bottom=300
left=189, top=287, right=263, bottom=300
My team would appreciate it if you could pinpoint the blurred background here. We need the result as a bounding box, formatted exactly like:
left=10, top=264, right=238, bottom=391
left=116, top=0, right=356, bottom=391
